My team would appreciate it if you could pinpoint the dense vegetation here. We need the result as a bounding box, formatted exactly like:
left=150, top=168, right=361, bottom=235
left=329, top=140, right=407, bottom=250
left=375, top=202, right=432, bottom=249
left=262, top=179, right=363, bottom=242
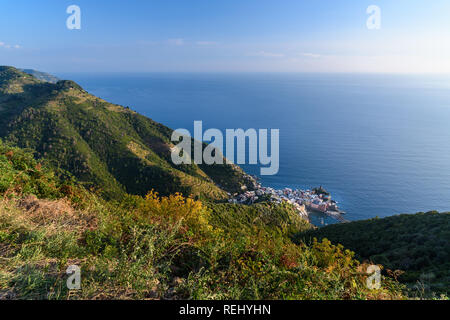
left=0, top=66, right=253, bottom=201
left=0, top=139, right=406, bottom=300
left=296, top=213, right=450, bottom=296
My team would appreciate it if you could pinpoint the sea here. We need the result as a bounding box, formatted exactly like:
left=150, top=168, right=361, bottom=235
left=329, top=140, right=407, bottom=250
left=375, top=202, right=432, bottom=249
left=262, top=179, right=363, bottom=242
left=58, top=72, right=450, bottom=225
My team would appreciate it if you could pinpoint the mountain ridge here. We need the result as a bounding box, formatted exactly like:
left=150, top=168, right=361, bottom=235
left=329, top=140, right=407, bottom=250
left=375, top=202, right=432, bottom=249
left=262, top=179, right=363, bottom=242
left=19, top=68, right=60, bottom=84
left=0, top=66, right=254, bottom=200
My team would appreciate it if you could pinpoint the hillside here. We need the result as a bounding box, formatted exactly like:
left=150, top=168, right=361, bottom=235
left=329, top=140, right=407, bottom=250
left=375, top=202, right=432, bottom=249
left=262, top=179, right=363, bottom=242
left=0, top=140, right=405, bottom=300
left=295, top=213, right=450, bottom=296
left=0, top=66, right=254, bottom=200
left=20, top=69, right=60, bottom=84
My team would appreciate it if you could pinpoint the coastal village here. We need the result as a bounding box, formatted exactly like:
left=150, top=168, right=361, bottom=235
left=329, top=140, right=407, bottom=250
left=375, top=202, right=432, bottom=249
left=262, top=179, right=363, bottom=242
left=229, top=176, right=348, bottom=223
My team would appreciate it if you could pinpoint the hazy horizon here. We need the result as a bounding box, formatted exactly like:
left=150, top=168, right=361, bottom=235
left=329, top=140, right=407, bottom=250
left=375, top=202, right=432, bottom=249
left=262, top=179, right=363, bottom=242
left=2, top=0, right=450, bottom=74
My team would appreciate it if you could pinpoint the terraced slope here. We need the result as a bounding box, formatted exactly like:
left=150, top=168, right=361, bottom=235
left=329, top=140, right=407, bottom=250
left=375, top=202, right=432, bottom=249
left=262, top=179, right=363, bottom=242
left=20, top=69, right=60, bottom=83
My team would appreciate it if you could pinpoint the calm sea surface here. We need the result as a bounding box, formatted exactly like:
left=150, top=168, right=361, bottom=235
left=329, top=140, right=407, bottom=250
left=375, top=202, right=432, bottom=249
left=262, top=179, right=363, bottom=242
left=59, top=72, right=450, bottom=225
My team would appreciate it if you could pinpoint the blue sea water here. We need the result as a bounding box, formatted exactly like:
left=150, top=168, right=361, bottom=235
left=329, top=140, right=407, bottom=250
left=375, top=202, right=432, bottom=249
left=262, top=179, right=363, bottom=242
left=58, top=72, right=450, bottom=225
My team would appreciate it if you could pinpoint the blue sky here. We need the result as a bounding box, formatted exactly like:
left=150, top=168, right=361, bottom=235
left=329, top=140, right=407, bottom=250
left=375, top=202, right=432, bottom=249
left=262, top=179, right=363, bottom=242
left=1, top=0, right=449, bottom=73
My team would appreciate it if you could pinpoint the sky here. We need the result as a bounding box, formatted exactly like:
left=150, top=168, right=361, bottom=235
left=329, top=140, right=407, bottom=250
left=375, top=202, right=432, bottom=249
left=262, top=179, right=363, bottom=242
left=1, top=0, right=449, bottom=73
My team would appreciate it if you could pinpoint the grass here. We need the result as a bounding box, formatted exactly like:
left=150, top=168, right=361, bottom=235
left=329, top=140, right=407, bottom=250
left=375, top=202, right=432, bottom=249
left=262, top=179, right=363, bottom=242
left=0, top=140, right=408, bottom=300
left=0, top=195, right=407, bottom=300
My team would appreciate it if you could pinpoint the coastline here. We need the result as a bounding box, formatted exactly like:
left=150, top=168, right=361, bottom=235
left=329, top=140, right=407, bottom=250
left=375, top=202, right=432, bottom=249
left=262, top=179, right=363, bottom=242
left=229, top=175, right=347, bottom=225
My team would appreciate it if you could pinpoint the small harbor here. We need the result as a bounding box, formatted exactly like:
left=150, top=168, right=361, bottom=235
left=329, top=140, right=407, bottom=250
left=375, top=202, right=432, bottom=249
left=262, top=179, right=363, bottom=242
left=229, top=181, right=348, bottom=224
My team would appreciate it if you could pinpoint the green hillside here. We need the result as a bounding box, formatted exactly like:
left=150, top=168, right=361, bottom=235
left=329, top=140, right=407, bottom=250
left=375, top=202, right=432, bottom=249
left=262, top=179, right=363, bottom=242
left=295, top=213, right=450, bottom=296
left=0, top=140, right=405, bottom=299
left=0, top=66, right=253, bottom=200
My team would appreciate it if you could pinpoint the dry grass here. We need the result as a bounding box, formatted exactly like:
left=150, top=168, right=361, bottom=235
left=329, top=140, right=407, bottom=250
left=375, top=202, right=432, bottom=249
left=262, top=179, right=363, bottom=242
left=13, top=195, right=97, bottom=235
left=127, top=141, right=151, bottom=161
left=0, top=195, right=101, bottom=300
